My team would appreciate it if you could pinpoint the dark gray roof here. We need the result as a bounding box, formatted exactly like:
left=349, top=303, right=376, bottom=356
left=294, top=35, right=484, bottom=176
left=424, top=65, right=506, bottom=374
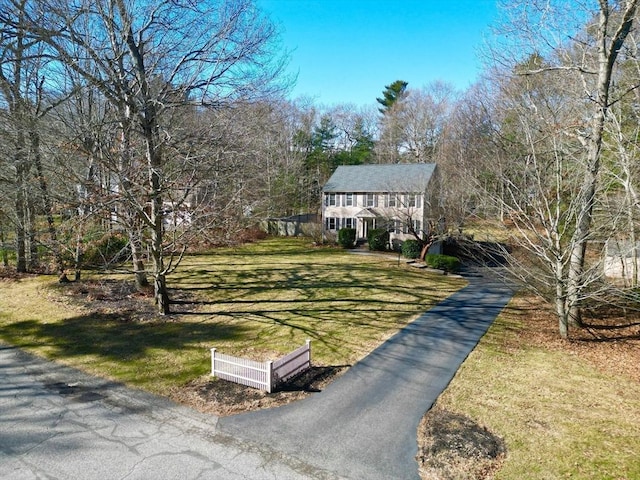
left=322, top=164, right=437, bottom=193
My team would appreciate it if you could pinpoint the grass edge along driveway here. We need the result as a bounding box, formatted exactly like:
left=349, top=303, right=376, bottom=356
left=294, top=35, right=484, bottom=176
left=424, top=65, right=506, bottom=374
left=434, top=292, right=640, bottom=480
left=0, top=238, right=465, bottom=395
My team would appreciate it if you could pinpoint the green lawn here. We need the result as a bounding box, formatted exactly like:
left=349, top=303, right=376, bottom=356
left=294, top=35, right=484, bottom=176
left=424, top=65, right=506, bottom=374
left=0, top=237, right=464, bottom=393
left=436, top=293, right=640, bottom=480
left=2, top=237, right=637, bottom=478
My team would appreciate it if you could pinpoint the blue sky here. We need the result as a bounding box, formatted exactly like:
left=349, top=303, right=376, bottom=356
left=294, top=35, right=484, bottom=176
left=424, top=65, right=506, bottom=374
left=257, top=0, right=498, bottom=108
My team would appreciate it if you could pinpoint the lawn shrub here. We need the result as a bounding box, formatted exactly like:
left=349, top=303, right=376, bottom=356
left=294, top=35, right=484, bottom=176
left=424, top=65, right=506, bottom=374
left=83, top=233, right=130, bottom=267
left=425, top=253, right=461, bottom=272
left=401, top=239, right=422, bottom=259
left=368, top=228, right=389, bottom=251
left=338, top=228, right=356, bottom=248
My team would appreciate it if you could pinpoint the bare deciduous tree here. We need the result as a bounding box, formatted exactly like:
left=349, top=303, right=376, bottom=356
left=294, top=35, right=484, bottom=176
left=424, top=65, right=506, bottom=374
left=472, top=0, right=640, bottom=337
left=37, top=0, right=288, bottom=313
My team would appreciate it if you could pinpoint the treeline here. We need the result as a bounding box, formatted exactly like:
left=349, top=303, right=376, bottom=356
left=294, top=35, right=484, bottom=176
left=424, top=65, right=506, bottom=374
left=2, top=0, right=640, bottom=335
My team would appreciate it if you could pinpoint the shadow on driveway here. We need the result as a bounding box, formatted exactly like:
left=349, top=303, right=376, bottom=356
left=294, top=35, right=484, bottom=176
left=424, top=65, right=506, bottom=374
left=219, top=275, right=516, bottom=480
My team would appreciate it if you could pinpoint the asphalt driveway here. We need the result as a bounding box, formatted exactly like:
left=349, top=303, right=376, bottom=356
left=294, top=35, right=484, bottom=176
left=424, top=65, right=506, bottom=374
left=1, top=273, right=514, bottom=480
left=0, top=345, right=338, bottom=480
left=219, top=276, right=515, bottom=480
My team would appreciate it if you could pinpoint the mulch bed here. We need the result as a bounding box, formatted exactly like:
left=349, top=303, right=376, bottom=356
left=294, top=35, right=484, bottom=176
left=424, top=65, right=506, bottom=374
left=169, top=366, right=348, bottom=416
left=418, top=407, right=506, bottom=480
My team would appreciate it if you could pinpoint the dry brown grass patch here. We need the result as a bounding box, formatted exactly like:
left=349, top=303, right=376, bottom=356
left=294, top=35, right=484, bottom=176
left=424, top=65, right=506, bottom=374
left=506, top=294, right=640, bottom=383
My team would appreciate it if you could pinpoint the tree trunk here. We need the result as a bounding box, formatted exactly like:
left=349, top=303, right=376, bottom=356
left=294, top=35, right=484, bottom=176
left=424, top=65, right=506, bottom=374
left=154, top=272, right=170, bottom=315
left=27, top=198, right=39, bottom=270
left=15, top=192, right=27, bottom=273
left=566, top=2, right=638, bottom=328
left=74, top=229, right=83, bottom=281
left=556, top=260, right=568, bottom=339
left=123, top=15, right=170, bottom=314
left=145, top=112, right=169, bottom=314
left=0, top=218, right=8, bottom=267
left=129, top=231, right=149, bottom=290
left=14, top=150, right=27, bottom=273
left=419, top=240, right=434, bottom=262
left=627, top=193, right=638, bottom=288
left=31, top=128, right=66, bottom=279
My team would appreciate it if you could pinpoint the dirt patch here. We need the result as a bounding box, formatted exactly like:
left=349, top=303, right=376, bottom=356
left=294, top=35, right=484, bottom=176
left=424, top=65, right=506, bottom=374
left=417, top=407, right=506, bottom=480
left=0, top=269, right=34, bottom=281
left=53, top=278, right=199, bottom=322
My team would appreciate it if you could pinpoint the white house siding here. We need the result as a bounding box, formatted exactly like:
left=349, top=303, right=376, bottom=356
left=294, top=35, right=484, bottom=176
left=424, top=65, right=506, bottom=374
left=322, top=192, right=426, bottom=244
left=321, top=164, right=439, bottom=246
left=603, top=240, right=640, bottom=282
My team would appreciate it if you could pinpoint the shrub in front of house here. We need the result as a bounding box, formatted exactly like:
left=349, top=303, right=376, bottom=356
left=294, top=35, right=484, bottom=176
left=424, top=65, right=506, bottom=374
left=425, top=253, right=461, bottom=272
left=401, top=239, right=422, bottom=259
left=338, top=228, right=356, bottom=248
left=368, top=228, right=389, bottom=251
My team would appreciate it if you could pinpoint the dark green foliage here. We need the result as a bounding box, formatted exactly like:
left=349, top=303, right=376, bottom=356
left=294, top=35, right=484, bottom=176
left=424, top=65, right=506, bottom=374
left=82, top=233, right=130, bottom=267
left=368, top=228, right=389, bottom=251
left=338, top=228, right=356, bottom=248
left=349, top=117, right=375, bottom=164
left=376, top=80, right=408, bottom=114
left=401, top=239, right=422, bottom=259
left=425, top=254, right=461, bottom=273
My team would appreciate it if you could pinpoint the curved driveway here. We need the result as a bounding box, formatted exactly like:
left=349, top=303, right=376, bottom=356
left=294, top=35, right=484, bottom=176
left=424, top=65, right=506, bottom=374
left=1, top=274, right=513, bottom=480
left=219, top=276, right=515, bottom=480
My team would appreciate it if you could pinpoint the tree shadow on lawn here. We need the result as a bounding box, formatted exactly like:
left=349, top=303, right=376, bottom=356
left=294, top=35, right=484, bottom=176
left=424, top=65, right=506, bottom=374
left=1, top=310, right=249, bottom=362
left=578, top=321, right=640, bottom=342
left=170, top=262, right=452, bottom=311
left=579, top=303, right=640, bottom=341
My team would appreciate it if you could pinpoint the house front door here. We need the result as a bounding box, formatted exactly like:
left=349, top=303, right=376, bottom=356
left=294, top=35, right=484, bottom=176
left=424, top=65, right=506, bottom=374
left=360, top=218, right=374, bottom=241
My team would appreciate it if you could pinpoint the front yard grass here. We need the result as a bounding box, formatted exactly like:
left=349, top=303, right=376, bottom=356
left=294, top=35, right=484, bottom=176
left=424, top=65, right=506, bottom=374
left=431, top=293, right=640, bottom=479
left=2, top=236, right=638, bottom=478
left=0, top=237, right=464, bottom=394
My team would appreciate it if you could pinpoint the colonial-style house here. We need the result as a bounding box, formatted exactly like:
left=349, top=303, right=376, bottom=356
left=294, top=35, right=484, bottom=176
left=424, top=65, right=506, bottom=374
left=321, top=163, right=440, bottom=245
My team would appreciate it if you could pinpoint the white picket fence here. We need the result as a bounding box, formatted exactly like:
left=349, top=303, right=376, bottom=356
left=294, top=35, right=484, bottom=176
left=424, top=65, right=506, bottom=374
left=210, top=340, right=311, bottom=393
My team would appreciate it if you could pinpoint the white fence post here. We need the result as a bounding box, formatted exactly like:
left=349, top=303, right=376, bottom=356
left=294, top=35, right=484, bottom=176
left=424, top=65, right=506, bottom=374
left=267, top=360, right=274, bottom=393
left=210, top=348, right=216, bottom=376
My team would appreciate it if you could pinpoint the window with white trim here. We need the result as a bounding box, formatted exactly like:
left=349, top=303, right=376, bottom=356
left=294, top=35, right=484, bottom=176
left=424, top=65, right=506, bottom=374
left=387, top=193, right=397, bottom=208
left=366, top=193, right=376, bottom=207
left=326, top=217, right=337, bottom=231
left=326, top=193, right=337, bottom=206
left=344, top=217, right=355, bottom=229
left=345, top=193, right=354, bottom=206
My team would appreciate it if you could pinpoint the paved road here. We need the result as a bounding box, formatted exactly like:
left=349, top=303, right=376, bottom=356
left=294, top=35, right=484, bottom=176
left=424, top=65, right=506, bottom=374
left=0, top=345, right=339, bottom=480
left=219, top=277, right=515, bottom=480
